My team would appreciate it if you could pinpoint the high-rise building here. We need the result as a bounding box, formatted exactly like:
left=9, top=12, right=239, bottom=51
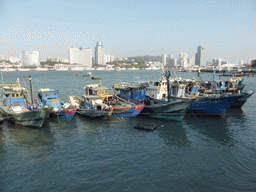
left=104, top=54, right=111, bottom=64
left=169, top=54, right=173, bottom=59
left=110, top=55, right=115, bottom=62
left=95, top=42, right=105, bottom=65
left=179, top=53, right=188, bottom=61
left=195, top=46, right=207, bottom=67
left=20, top=51, right=40, bottom=66
left=68, top=47, right=92, bottom=66
left=161, top=53, right=166, bottom=65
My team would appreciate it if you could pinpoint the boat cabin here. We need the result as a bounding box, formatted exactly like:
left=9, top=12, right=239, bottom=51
left=146, top=80, right=168, bottom=100
left=37, top=88, right=61, bottom=108
left=184, top=83, right=200, bottom=95
left=114, top=85, right=147, bottom=103
left=2, top=86, right=25, bottom=107
left=84, top=83, right=112, bottom=99
left=83, top=95, right=106, bottom=111
left=169, top=83, right=187, bottom=97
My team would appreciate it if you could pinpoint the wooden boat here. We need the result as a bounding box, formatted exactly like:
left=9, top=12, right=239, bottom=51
left=170, top=71, right=250, bottom=115
left=37, top=88, right=77, bottom=119
left=114, top=76, right=192, bottom=121
left=69, top=95, right=112, bottom=118
left=113, top=83, right=145, bottom=117
left=220, top=71, right=250, bottom=77
left=0, top=78, right=51, bottom=128
left=91, top=76, right=102, bottom=80
left=75, top=72, right=93, bottom=77
left=83, top=83, right=144, bottom=117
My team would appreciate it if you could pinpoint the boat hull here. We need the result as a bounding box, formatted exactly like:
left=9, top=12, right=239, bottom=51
left=76, top=108, right=112, bottom=118
left=231, top=92, right=254, bottom=108
left=112, top=104, right=145, bottom=117
left=50, top=109, right=76, bottom=119
left=189, top=95, right=244, bottom=115
left=0, top=107, right=51, bottom=128
left=141, top=100, right=192, bottom=121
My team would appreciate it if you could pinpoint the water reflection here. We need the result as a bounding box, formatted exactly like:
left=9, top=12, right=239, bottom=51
left=184, top=113, right=235, bottom=146
left=129, top=115, right=191, bottom=147
left=3, top=121, right=55, bottom=164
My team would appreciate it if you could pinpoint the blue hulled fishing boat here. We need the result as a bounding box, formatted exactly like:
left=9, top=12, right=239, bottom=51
left=113, top=83, right=145, bottom=117
left=37, top=88, right=77, bottom=119
left=69, top=83, right=112, bottom=118
left=0, top=77, right=51, bottom=128
left=170, top=71, right=249, bottom=116
left=117, top=72, right=193, bottom=121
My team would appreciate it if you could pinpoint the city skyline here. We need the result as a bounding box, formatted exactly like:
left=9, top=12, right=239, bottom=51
left=0, top=0, right=256, bottom=64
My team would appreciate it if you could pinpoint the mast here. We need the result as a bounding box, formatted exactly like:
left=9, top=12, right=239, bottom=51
left=22, top=77, right=32, bottom=105
left=165, top=71, right=171, bottom=102
left=29, top=75, right=34, bottom=106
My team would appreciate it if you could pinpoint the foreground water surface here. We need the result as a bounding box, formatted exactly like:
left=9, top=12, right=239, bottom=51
left=1, top=70, right=256, bottom=191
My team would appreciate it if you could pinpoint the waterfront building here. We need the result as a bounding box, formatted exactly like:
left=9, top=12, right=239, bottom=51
left=170, top=58, right=178, bottom=68
left=0, top=55, right=7, bottom=60
left=9, top=56, right=20, bottom=63
left=110, top=55, right=115, bottom=62
left=104, top=54, right=111, bottom=64
left=195, top=46, right=207, bottom=67
left=188, top=56, right=195, bottom=67
left=179, top=53, right=188, bottom=61
left=95, top=42, right=105, bottom=65
left=68, top=47, right=92, bottom=67
left=161, top=53, right=167, bottom=65
left=62, top=58, right=68, bottom=63
left=20, top=51, right=40, bottom=67
left=239, top=60, right=243, bottom=65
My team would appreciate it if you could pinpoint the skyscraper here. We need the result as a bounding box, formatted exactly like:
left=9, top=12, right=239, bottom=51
left=95, top=42, right=105, bottom=65
left=20, top=51, right=40, bottom=66
left=68, top=47, right=92, bottom=66
left=195, top=46, right=207, bottom=67
left=161, top=53, right=166, bottom=65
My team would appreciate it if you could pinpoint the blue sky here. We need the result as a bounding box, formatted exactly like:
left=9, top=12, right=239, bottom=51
left=0, top=0, right=256, bottom=63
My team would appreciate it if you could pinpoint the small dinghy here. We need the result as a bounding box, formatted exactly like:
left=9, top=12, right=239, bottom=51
left=134, top=123, right=156, bottom=131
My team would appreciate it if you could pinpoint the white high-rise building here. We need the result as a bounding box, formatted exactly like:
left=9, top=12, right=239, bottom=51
left=20, top=51, right=40, bottom=66
left=179, top=53, right=188, bottom=61
left=169, top=54, right=173, bottom=59
left=188, top=56, right=195, bottom=67
left=161, top=53, right=166, bottom=65
left=95, top=42, right=105, bottom=65
left=104, top=54, right=111, bottom=64
left=195, top=46, right=207, bottom=67
left=9, top=56, right=20, bottom=63
left=110, top=55, right=115, bottom=62
left=68, top=47, right=92, bottom=66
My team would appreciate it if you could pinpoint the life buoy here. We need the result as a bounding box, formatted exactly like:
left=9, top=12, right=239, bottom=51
left=161, top=87, right=167, bottom=92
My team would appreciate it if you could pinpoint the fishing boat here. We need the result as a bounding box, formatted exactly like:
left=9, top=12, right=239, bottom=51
left=171, top=71, right=249, bottom=116
left=113, top=83, right=145, bottom=117
left=115, top=75, right=192, bottom=121
left=83, top=83, right=144, bottom=117
left=0, top=78, right=51, bottom=128
left=69, top=95, right=112, bottom=118
left=75, top=72, right=93, bottom=77
left=220, top=71, right=250, bottom=77
left=37, top=88, right=77, bottom=119
left=91, top=76, right=102, bottom=80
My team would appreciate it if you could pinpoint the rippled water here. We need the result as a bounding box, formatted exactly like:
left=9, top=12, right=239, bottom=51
left=1, top=70, right=256, bottom=191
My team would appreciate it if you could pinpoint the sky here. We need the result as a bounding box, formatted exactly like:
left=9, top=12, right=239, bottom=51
left=0, top=0, right=256, bottom=63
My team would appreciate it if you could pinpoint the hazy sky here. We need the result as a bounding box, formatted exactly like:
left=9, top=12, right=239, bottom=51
left=0, top=0, right=256, bottom=63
